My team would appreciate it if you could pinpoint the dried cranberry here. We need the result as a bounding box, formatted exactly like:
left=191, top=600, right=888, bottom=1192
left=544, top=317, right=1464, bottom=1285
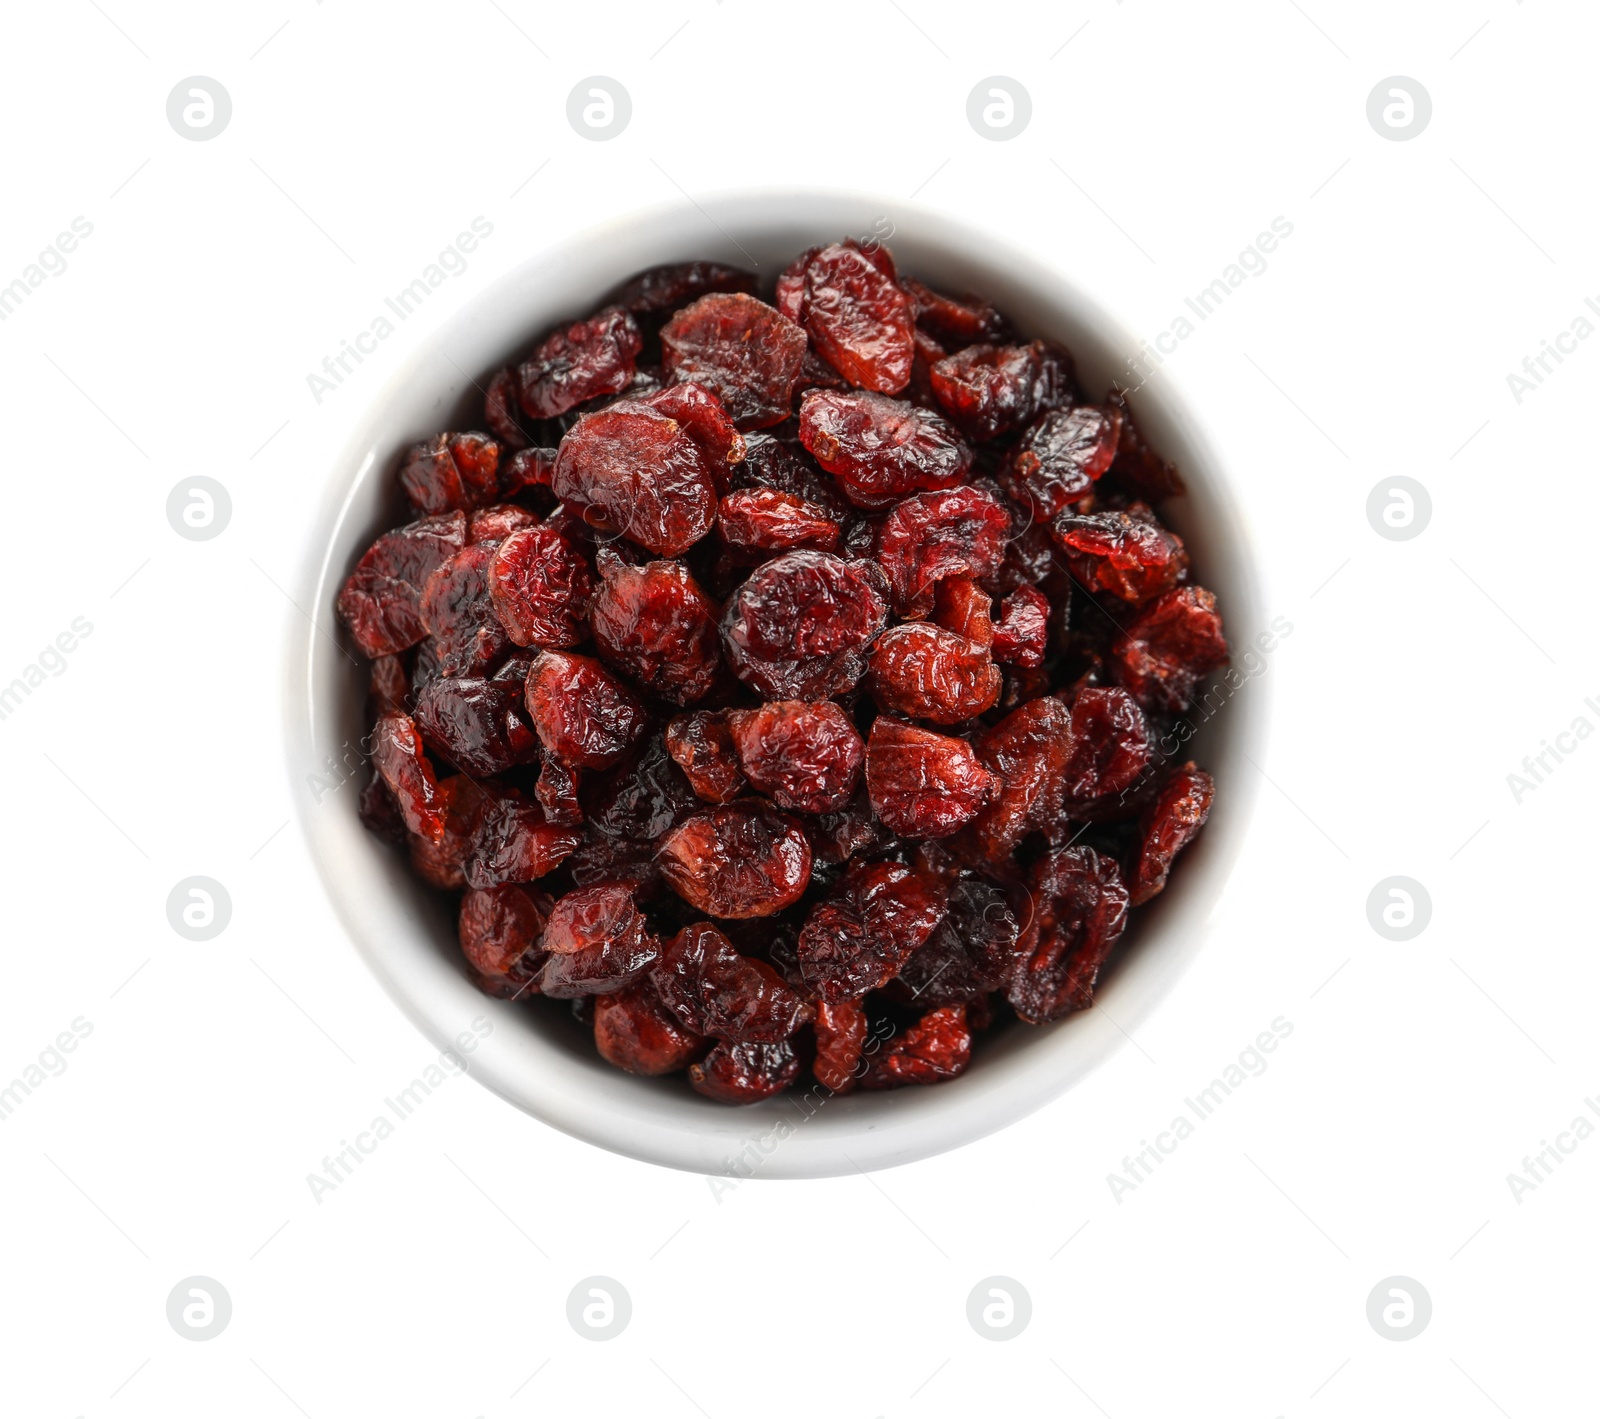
left=1054, top=502, right=1189, bottom=604
left=593, top=987, right=706, bottom=1074
left=865, top=717, right=999, bottom=838
left=653, top=922, right=806, bottom=1042
left=901, top=276, right=1007, bottom=346
left=337, top=512, right=467, bottom=658
left=468, top=504, right=536, bottom=544
left=661, top=293, right=808, bottom=429
left=372, top=712, right=444, bottom=841
left=537, top=886, right=661, bottom=998
left=866, top=622, right=1002, bottom=725
left=659, top=804, right=813, bottom=919
left=961, top=695, right=1075, bottom=862
left=412, top=674, right=539, bottom=776
left=734, top=433, right=853, bottom=520
left=551, top=383, right=744, bottom=556
left=516, top=306, right=642, bottom=419
left=1002, top=405, right=1122, bottom=518
left=485, top=369, right=531, bottom=451
left=717, top=488, right=841, bottom=557
left=991, top=585, right=1050, bottom=667
left=399, top=432, right=501, bottom=514
left=889, top=878, right=1024, bottom=1005
left=523, top=650, right=648, bottom=769
left=796, top=861, right=948, bottom=1003
left=774, top=246, right=821, bottom=322
left=459, top=883, right=550, bottom=998
left=1007, top=846, right=1129, bottom=1023
left=932, top=576, right=995, bottom=648
left=608, top=261, right=757, bottom=315
left=875, top=483, right=1010, bottom=615
left=688, top=1039, right=799, bottom=1102
left=1129, top=763, right=1214, bottom=905
left=1110, top=587, right=1228, bottom=712
left=463, top=788, right=582, bottom=887
left=408, top=775, right=491, bottom=889
left=500, top=446, right=558, bottom=493
left=800, top=244, right=914, bottom=394
left=1063, top=687, right=1152, bottom=812
left=664, top=712, right=747, bottom=804
left=419, top=543, right=510, bottom=676
left=798, top=390, right=972, bottom=509
left=812, top=999, right=868, bottom=1093
left=535, top=756, right=583, bottom=826
left=1104, top=386, right=1184, bottom=500
left=720, top=550, right=888, bottom=699
left=487, top=527, right=594, bottom=648
left=727, top=700, right=864, bottom=815
left=861, top=1004, right=972, bottom=1087
left=589, top=554, right=721, bottom=706
left=930, top=342, right=1074, bottom=442
left=368, top=654, right=409, bottom=717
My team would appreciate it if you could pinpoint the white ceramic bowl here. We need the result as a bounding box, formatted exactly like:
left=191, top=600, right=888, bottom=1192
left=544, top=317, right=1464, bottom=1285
left=288, top=190, right=1269, bottom=1178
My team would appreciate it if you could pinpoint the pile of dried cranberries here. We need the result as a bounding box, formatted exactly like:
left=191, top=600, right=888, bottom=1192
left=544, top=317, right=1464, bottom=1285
left=337, top=240, right=1224, bottom=1104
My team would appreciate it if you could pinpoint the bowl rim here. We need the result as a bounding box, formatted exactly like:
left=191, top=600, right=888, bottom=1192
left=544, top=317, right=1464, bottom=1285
left=284, top=186, right=1272, bottom=1178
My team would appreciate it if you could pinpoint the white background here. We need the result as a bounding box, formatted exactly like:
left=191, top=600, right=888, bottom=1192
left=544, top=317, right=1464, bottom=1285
left=2, top=1, right=1596, bottom=1415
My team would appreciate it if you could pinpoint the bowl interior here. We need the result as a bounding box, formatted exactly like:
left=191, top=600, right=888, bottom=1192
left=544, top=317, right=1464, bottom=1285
left=289, top=190, right=1268, bottom=1178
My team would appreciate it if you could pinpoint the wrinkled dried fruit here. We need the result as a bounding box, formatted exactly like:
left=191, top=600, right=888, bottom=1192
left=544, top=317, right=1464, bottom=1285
left=463, top=788, right=582, bottom=887
left=930, top=341, right=1075, bottom=442
left=372, top=712, right=444, bottom=841
left=961, top=695, right=1075, bottom=862
left=1063, top=687, right=1152, bottom=812
left=876, top=483, right=1010, bottom=615
left=932, top=576, right=995, bottom=648
left=728, top=700, right=864, bottom=814
left=799, top=390, right=972, bottom=509
left=902, top=276, right=1007, bottom=346
left=593, top=987, right=706, bottom=1074
left=1054, top=502, right=1189, bottom=604
left=535, top=756, right=583, bottom=826
left=608, top=261, right=757, bottom=315
left=413, top=673, right=539, bottom=776
left=1007, top=846, right=1129, bottom=1023
left=866, top=622, right=1002, bottom=725
left=1003, top=405, right=1122, bottom=518
left=688, top=1039, right=799, bottom=1102
left=408, top=775, right=490, bottom=888
left=890, top=878, right=1024, bottom=1005
left=338, top=512, right=467, bottom=658
left=861, top=1004, right=972, bottom=1088
left=653, top=922, right=806, bottom=1042
left=717, top=487, right=841, bottom=556
left=399, top=432, right=500, bottom=515
left=721, top=550, right=888, bottom=699
left=589, top=554, right=721, bottom=706
left=459, top=883, right=550, bottom=998
left=865, top=717, right=999, bottom=838
left=812, top=999, right=869, bottom=1093
left=1111, top=587, right=1228, bottom=712
left=658, top=804, right=813, bottom=918
left=801, top=243, right=914, bottom=394
left=420, top=542, right=510, bottom=676
left=664, top=712, right=747, bottom=804
left=797, top=861, right=948, bottom=1003
left=1129, top=763, right=1214, bottom=905
left=517, top=306, right=642, bottom=419
left=1105, top=386, right=1184, bottom=500
left=536, top=883, right=660, bottom=998
left=991, top=585, right=1050, bottom=667
left=487, top=526, right=594, bottom=648
left=662, top=293, right=808, bottom=429
left=523, top=650, right=648, bottom=769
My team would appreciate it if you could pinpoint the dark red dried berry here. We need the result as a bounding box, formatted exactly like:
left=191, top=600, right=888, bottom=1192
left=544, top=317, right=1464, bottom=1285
left=463, top=788, right=582, bottom=887
left=734, top=433, right=853, bottom=520
left=372, top=712, right=444, bottom=842
left=538, top=884, right=661, bottom=999
left=798, top=390, right=972, bottom=509
left=551, top=383, right=743, bottom=555
left=1002, top=404, right=1122, bottom=519
left=865, top=717, right=999, bottom=838
left=399, top=432, right=501, bottom=514
left=688, top=1039, right=799, bottom=1102
left=889, top=878, right=1024, bottom=1005
left=1054, top=502, right=1189, bottom=604
left=500, top=446, right=558, bottom=493
left=901, top=276, right=1007, bottom=346
left=459, top=883, right=550, bottom=998
left=1104, top=387, right=1185, bottom=500
left=717, top=488, right=841, bottom=557
left=812, top=999, right=868, bottom=1093
left=368, top=654, right=409, bottom=717
left=1129, top=763, right=1214, bottom=905
left=653, top=922, right=806, bottom=1043
left=866, top=622, right=1002, bottom=725
left=875, top=483, right=1010, bottom=615
left=774, top=246, right=821, bottom=322
left=661, top=293, right=808, bottom=430
left=800, top=244, right=914, bottom=394
left=929, top=342, right=1075, bottom=442
left=727, top=700, right=864, bottom=815
left=487, top=526, right=594, bottom=648
left=412, top=674, right=539, bottom=776
left=991, top=585, right=1050, bottom=667
left=721, top=549, right=888, bottom=699
left=517, top=306, right=642, bottom=419
left=659, top=804, right=813, bottom=919
left=1063, top=687, right=1152, bottom=812
left=407, top=776, right=491, bottom=889
left=932, top=576, right=995, bottom=648
left=589, top=554, right=721, bottom=706
left=468, top=503, right=537, bottom=544
left=664, top=711, right=747, bottom=804
left=961, top=695, right=1075, bottom=862
left=593, top=987, right=706, bottom=1074
left=337, top=512, right=468, bottom=658
left=796, top=861, right=948, bottom=1003
left=485, top=368, right=531, bottom=451
left=522, top=650, right=648, bottom=769
left=535, top=756, right=583, bottom=826
left=608, top=261, right=758, bottom=315
left=861, top=1004, right=972, bottom=1087
left=419, top=542, right=510, bottom=676
left=1110, top=587, right=1228, bottom=712
left=1007, top=846, right=1129, bottom=1023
